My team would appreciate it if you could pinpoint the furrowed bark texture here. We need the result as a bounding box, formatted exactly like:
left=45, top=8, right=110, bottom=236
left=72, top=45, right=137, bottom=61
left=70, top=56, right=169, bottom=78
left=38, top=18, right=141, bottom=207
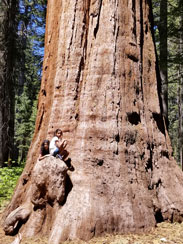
left=3, top=0, right=183, bottom=243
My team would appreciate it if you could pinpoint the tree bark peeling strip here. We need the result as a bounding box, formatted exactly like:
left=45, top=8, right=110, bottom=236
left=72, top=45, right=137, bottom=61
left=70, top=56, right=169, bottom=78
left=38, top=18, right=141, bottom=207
left=132, top=0, right=137, bottom=40
left=68, top=0, right=78, bottom=57
left=140, top=0, right=144, bottom=101
left=37, top=104, right=45, bottom=131
left=93, top=0, right=103, bottom=38
left=112, top=25, right=119, bottom=77
left=73, top=56, right=85, bottom=107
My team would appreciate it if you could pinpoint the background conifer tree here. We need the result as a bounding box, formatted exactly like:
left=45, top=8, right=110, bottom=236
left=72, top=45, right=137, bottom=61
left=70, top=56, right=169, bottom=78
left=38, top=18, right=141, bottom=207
left=0, top=0, right=18, bottom=167
left=14, top=0, right=47, bottom=162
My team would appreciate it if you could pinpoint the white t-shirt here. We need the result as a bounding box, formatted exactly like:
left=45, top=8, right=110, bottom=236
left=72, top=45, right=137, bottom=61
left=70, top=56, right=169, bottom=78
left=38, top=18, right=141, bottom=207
left=49, top=136, right=59, bottom=154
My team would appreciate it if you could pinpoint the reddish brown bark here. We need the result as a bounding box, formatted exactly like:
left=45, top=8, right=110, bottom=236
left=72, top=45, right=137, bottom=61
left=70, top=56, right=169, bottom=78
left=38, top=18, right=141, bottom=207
left=3, top=1, right=183, bottom=244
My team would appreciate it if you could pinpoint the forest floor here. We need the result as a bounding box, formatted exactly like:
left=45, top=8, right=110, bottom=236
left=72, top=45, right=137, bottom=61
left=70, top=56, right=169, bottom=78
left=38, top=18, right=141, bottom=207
left=1, top=208, right=183, bottom=244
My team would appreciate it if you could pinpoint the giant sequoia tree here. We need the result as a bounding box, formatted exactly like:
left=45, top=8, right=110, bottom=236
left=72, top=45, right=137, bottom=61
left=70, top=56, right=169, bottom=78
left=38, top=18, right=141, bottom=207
left=3, top=1, right=183, bottom=244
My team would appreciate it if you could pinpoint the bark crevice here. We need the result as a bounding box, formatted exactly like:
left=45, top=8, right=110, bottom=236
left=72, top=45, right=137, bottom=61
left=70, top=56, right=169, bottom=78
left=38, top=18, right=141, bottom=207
left=68, top=1, right=78, bottom=58
left=140, top=0, right=144, bottom=100
left=93, top=0, right=102, bottom=38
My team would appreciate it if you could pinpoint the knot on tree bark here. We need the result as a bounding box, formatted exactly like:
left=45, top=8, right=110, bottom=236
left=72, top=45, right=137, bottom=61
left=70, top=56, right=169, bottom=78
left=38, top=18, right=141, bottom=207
left=3, top=203, right=32, bottom=235
left=31, top=156, right=68, bottom=207
left=3, top=156, right=68, bottom=235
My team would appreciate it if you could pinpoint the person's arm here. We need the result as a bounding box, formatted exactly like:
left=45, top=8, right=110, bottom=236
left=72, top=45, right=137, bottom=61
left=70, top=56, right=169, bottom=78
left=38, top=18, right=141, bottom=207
left=62, top=139, right=67, bottom=148
left=39, top=153, right=44, bottom=160
left=55, top=139, right=59, bottom=148
left=39, top=148, right=50, bottom=160
left=58, top=139, right=67, bottom=149
left=39, top=149, right=43, bottom=160
left=39, top=154, right=50, bottom=160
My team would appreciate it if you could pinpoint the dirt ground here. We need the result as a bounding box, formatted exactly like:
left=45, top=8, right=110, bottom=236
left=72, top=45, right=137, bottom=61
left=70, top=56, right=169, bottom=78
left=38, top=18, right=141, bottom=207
left=1, top=209, right=183, bottom=244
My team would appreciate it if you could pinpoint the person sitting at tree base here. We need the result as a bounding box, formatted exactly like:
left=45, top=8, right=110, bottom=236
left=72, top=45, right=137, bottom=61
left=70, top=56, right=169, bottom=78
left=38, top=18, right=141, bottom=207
left=39, top=140, right=50, bottom=160
left=49, top=129, right=67, bottom=160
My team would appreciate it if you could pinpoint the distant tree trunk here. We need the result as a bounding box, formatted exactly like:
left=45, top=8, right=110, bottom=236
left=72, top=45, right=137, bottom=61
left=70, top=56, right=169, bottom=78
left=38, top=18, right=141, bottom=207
left=178, top=1, right=183, bottom=169
left=0, top=0, right=17, bottom=166
left=17, top=4, right=29, bottom=95
left=159, top=0, right=168, bottom=129
left=178, top=70, right=183, bottom=169
left=3, top=1, right=183, bottom=243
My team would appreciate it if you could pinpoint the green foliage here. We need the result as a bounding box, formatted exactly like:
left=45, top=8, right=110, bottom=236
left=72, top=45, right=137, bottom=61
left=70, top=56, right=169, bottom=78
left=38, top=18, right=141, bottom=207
left=167, top=0, right=183, bottom=163
left=14, top=0, right=47, bottom=162
left=152, top=0, right=183, bottom=163
left=168, top=82, right=179, bottom=159
left=15, top=90, right=38, bottom=161
left=0, top=165, right=24, bottom=208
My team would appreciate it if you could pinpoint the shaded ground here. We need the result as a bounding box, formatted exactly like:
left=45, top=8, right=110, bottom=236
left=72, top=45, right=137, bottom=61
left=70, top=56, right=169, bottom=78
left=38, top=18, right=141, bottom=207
left=63, top=222, right=183, bottom=244
left=1, top=211, right=183, bottom=244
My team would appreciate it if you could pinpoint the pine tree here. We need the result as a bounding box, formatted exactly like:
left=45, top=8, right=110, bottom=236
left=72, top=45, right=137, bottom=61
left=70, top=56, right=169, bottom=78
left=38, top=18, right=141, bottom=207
left=160, top=0, right=168, bottom=128
left=177, top=0, right=183, bottom=168
left=15, top=0, right=47, bottom=162
left=0, top=0, right=18, bottom=166
left=152, top=0, right=183, bottom=164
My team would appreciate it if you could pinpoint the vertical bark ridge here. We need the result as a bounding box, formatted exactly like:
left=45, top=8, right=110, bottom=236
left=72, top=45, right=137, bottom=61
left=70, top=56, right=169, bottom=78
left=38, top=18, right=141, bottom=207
left=112, top=0, right=119, bottom=77
left=132, top=0, right=137, bottom=40
left=68, top=1, right=78, bottom=57
left=140, top=0, right=144, bottom=103
left=93, top=0, right=102, bottom=38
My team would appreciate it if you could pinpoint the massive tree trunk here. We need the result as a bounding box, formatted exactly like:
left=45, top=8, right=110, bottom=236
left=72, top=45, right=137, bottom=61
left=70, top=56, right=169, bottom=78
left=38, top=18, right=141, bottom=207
left=3, top=0, right=183, bottom=243
left=0, top=0, right=17, bottom=166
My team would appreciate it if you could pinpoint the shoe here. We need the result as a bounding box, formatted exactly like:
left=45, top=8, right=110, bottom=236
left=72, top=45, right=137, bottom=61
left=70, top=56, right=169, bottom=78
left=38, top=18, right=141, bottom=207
left=64, top=158, right=74, bottom=171
left=69, top=165, right=74, bottom=171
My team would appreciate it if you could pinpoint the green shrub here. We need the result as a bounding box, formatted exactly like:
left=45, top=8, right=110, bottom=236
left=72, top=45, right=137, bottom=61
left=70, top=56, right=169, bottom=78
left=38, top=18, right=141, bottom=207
left=0, top=166, right=24, bottom=208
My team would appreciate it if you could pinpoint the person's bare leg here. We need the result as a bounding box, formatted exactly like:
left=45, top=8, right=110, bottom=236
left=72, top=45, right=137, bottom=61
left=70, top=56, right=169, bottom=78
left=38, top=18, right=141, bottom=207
left=59, top=140, right=67, bottom=155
